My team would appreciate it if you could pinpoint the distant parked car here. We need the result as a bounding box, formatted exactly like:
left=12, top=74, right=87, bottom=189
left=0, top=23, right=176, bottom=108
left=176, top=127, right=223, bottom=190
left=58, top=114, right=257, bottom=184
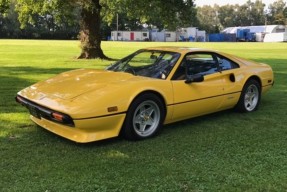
left=16, top=47, right=274, bottom=143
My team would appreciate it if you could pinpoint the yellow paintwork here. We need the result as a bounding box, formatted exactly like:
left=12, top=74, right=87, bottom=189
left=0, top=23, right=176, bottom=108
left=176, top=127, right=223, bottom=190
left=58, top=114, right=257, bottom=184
left=30, top=113, right=126, bottom=143
left=17, top=47, right=274, bottom=143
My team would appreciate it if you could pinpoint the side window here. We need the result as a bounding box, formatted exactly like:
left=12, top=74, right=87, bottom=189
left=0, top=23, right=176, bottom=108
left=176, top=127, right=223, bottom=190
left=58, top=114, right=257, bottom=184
left=186, top=53, right=218, bottom=76
left=216, top=55, right=239, bottom=71
left=172, top=52, right=219, bottom=80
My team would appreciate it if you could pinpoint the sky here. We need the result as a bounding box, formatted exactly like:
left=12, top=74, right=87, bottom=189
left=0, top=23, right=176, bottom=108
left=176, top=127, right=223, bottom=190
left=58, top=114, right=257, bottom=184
left=195, top=0, right=287, bottom=7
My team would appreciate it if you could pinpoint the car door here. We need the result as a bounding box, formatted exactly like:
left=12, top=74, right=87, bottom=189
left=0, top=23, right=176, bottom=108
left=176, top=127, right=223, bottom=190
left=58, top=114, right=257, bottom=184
left=214, top=53, right=242, bottom=109
left=170, top=52, right=226, bottom=122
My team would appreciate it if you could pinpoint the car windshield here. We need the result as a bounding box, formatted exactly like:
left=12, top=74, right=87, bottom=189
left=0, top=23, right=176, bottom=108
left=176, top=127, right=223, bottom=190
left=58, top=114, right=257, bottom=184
left=106, top=50, right=181, bottom=79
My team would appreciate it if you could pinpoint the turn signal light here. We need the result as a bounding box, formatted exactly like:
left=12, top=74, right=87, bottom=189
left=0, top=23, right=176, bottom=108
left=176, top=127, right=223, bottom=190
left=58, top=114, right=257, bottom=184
left=52, top=112, right=64, bottom=122
left=51, top=112, right=74, bottom=126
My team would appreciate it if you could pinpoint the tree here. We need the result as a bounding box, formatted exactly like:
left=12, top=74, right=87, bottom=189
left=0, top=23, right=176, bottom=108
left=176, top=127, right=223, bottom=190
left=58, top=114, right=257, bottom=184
left=77, top=0, right=106, bottom=59
left=197, top=0, right=266, bottom=32
left=233, top=0, right=265, bottom=26
left=104, top=0, right=197, bottom=31
left=267, top=0, right=287, bottom=25
left=0, top=0, right=21, bottom=38
left=248, top=0, right=265, bottom=25
left=197, top=5, right=221, bottom=33
left=0, top=0, right=9, bottom=14
left=218, top=5, right=237, bottom=28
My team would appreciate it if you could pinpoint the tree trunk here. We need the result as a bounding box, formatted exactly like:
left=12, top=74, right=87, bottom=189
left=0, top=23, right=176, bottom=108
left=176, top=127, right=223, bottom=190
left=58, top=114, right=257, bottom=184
left=78, top=0, right=109, bottom=59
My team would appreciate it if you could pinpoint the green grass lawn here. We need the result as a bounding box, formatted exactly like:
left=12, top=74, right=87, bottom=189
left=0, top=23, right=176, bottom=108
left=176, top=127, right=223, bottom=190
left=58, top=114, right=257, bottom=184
left=0, top=40, right=287, bottom=191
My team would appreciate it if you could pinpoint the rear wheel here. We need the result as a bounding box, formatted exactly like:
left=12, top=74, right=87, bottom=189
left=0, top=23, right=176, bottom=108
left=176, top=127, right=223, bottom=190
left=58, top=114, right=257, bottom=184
left=236, top=79, right=261, bottom=112
left=122, top=93, right=165, bottom=140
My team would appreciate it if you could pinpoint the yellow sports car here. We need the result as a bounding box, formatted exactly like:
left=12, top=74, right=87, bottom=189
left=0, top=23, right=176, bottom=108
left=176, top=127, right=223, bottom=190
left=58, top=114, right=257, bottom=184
left=16, top=47, right=274, bottom=143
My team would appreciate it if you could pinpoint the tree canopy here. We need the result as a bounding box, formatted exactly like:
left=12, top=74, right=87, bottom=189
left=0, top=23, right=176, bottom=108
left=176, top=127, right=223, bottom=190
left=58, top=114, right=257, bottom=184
left=1, top=0, right=287, bottom=59
left=1, top=0, right=197, bottom=59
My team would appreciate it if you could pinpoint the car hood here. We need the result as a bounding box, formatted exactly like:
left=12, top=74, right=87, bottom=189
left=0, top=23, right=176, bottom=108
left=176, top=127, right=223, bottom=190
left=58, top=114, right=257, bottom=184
left=21, top=69, right=137, bottom=100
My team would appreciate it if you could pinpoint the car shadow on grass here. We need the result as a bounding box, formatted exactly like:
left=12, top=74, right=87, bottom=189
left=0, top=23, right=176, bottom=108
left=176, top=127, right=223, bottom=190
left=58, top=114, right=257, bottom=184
left=0, top=66, right=78, bottom=113
left=1, top=66, right=77, bottom=77
left=44, top=109, right=239, bottom=147
left=36, top=126, right=126, bottom=147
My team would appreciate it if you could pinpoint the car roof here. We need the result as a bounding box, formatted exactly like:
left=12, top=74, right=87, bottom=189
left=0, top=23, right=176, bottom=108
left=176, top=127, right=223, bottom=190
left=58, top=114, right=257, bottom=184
left=144, top=46, right=218, bottom=54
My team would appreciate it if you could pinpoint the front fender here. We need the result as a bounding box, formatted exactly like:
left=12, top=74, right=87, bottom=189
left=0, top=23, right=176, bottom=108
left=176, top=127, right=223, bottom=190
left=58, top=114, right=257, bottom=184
left=69, top=79, right=174, bottom=119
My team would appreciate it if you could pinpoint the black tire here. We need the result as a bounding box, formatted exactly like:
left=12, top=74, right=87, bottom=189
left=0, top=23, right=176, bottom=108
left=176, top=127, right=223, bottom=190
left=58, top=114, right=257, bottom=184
left=236, top=79, right=261, bottom=112
left=122, top=93, right=165, bottom=140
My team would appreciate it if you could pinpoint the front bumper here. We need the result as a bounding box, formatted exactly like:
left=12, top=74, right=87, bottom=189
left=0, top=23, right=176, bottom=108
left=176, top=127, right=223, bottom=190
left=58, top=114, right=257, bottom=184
left=16, top=95, right=74, bottom=126
left=16, top=95, right=126, bottom=143
left=30, top=113, right=126, bottom=143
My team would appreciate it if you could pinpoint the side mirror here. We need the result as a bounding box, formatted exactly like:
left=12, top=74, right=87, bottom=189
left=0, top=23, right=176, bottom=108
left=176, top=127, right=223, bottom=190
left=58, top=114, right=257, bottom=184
left=185, top=74, right=204, bottom=84
left=184, top=60, right=204, bottom=84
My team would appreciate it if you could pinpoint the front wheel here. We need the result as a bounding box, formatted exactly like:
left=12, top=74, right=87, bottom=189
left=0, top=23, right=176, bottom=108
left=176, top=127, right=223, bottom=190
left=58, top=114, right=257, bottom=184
left=122, top=93, right=165, bottom=140
left=236, top=79, right=261, bottom=112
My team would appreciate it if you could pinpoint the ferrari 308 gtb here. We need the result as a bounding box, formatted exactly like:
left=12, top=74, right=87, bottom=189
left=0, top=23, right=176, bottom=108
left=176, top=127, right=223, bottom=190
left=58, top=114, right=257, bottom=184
left=16, top=47, right=274, bottom=143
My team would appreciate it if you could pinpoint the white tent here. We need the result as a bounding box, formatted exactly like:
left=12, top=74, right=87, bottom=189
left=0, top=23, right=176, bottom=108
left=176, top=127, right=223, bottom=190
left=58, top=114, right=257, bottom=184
left=222, top=25, right=286, bottom=34
left=264, top=32, right=287, bottom=42
left=222, top=25, right=286, bottom=42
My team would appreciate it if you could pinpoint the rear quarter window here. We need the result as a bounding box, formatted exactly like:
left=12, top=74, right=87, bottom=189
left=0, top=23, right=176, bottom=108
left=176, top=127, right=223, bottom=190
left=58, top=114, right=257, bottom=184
left=216, top=55, right=239, bottom=71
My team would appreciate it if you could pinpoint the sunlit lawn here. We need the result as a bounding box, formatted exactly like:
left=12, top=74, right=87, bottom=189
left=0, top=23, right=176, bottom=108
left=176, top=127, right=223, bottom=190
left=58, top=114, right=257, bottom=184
left=0, top=40, right=287, bottom=191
